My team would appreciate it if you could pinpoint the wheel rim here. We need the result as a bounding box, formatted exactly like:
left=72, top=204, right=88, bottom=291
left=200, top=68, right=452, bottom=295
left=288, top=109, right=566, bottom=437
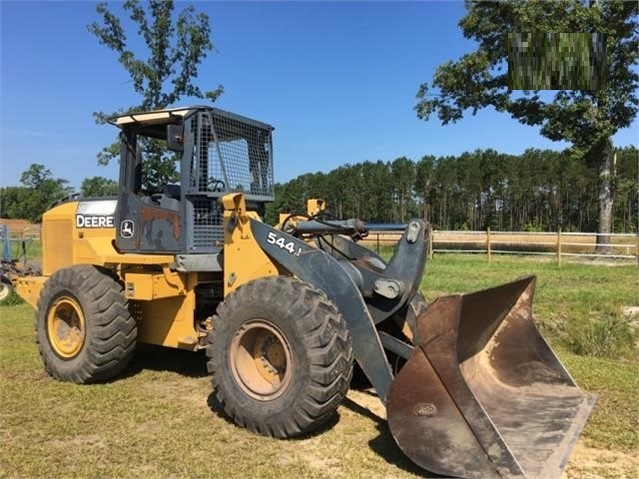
left=0, top=282, right=10, bottom=301
left=230, top=319, right=293, bottom=401
left=47, top=295, right=86, bottom=359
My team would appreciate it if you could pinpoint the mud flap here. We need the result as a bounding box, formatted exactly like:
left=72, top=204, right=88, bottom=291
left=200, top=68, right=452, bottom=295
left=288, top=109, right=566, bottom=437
left=387, top=276, right=596, bottom=479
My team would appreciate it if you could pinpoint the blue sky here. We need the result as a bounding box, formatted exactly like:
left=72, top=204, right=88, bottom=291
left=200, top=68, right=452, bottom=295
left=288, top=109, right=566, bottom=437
left=1, top=1, right=637, bottom=191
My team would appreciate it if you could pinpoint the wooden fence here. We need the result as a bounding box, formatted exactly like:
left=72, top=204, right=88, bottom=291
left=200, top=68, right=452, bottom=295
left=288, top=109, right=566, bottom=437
left=362, top=229, right=639, bottom=265
left=1, top=222, right=637, bottom=266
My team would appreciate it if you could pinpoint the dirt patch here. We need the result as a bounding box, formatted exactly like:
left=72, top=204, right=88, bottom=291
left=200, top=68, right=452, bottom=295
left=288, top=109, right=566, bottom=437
left=138, top=373, right=212, bottom=408
left=295, top=450, right=343, bottom=477
left=0, top=219, right=39, bottom=238
left=0, top=219, right=36, bottom=229
left=563, top=442, right=639, bottom=479
left=50, top=433, right=106, bottom=450
left=347, top=388, right=386, bottom=419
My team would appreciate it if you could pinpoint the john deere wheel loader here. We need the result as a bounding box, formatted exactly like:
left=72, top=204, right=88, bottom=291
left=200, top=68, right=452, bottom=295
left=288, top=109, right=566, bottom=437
left=13, top=106, right=595, bottom=479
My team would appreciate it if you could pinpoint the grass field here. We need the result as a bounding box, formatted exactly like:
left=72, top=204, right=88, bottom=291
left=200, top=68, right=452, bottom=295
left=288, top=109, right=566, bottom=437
left=0, top=239, right=41, bottom=263
left=1, top=255, right=637, bottom=478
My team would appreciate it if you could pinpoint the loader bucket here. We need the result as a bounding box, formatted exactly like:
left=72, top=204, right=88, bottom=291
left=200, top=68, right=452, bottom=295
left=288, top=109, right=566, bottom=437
left=387, top=276, right=595, bottom=479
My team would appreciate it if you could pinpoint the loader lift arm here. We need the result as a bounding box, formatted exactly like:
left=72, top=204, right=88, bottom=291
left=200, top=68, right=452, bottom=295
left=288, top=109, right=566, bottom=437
left=222, top=193, right=595, bottom=479
left=249, top=218, right=427, bottom=402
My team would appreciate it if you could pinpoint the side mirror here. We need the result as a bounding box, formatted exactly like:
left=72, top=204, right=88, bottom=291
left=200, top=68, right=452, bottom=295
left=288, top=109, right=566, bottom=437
left=167, top=124, right=184, bottom=152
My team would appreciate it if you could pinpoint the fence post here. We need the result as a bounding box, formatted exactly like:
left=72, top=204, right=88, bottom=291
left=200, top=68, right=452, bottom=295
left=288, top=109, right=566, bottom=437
left=376, top=233, right=380, bottom=254
left=487, top=228, right=492, bottom=263
left=428, top=229, right=434, bottom=260
left=557, top=229, right=562, bottom=267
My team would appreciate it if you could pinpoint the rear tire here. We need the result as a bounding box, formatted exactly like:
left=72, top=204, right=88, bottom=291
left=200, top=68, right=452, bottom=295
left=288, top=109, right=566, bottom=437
left=35, top=265, right=137, bottom=383
left=207, top=276, right=353, bottom=438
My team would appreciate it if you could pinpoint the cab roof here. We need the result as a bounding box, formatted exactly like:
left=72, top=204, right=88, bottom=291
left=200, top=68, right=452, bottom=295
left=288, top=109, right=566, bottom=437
left=109, top=105, right=274, bottom=132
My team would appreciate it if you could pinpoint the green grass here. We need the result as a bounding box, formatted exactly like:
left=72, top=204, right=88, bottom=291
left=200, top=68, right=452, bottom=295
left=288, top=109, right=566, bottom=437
left=0, top=238, right=41, bottom=306
left=0, top=304, right=423, bottom=479
left=421, top=253, right=638, bottom=360
left=1, top=254, right=637, bottom=478
left=0, top=292, right=24, bottom=307
left=0, top=239, right=41, bottom=262
left=559, top=350, right=638, bottom=451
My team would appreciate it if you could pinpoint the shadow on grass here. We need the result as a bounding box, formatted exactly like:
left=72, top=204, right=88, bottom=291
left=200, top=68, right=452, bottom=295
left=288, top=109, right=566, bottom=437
left=122, top=346, right=450, bottom=477
left=206, top=391, right=341, bottom=439
left=341, top=393, right=451, bottom=479
left=122, top=343, right=209, bottom=379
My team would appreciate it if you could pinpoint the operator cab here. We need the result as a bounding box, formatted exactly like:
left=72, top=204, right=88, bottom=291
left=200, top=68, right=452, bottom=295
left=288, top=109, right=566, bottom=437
left=110, top=106, right=275, bottom=261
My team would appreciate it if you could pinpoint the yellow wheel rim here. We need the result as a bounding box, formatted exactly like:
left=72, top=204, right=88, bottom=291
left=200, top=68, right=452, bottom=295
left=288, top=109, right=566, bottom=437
left=47, top=296, right=86, bottom=359
left=230, top=320, right=293, bottom=401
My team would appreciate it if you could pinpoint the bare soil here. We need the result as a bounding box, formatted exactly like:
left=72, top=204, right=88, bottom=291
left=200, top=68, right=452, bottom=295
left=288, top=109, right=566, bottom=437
left=563, top=443, right=639, bottom=479
left=0, top=218, right=38, bottom=237
left=0, top=218, right=35, bottom=228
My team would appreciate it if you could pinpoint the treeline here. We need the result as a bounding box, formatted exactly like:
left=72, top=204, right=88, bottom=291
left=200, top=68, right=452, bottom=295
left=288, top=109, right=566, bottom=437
left=0, top=165, right=73, bottom=223
left=1, top=165, right=118, bottom=223
left=2, top=148, right=636, bottom=233
left=266, top=146, right=638, bottom=233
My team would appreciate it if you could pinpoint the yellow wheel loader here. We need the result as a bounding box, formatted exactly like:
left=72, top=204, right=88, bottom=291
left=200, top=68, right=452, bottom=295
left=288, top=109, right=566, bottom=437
left=13, top=106, right=595, bottom=479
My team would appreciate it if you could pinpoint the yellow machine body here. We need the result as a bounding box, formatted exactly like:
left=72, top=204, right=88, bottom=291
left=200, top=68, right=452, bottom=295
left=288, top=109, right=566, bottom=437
left=16, top=194, right=282, bottom=351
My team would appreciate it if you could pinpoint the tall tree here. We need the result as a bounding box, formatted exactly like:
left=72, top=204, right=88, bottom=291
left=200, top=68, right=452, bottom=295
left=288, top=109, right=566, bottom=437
left=88, top=0, right=223, bottom=187
left=613, top=146, right=639, bottom=232
left=360, top=161, right=393, bottom=223
left=390, top=157, right=416, bottom=223
left=415, top=0, right=638, bottom=251
left=415, top=155, right=435, bottom=222
left=0, top=164, right=73, bottom=222
left=81, top=176, right=119, bottom=197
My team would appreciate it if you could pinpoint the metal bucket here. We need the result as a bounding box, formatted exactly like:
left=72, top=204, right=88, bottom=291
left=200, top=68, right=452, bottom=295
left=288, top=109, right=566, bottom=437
left=387, top=276, right=596, bottom=479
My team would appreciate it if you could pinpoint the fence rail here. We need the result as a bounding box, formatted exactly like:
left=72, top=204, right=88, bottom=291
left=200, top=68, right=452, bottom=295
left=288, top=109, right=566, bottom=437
left=1, top=223, right=637, bottom=266
left=362, top=229, right=638, bottom=265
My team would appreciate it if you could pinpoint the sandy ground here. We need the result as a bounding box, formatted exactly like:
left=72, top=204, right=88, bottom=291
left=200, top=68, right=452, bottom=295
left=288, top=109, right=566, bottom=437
left=0, top=218, right=35, bottom=228
left=563, top=443, right=639, bottom=479
left=0, top=219, right=39, bottom=237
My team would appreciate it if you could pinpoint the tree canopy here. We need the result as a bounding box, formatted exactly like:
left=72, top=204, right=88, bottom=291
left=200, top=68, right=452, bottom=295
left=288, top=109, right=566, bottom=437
left=0, top=164, right=72, bottom=223
left=415, top=0, right=638, bottom=249
left=0, top=148, right=636, bottom=235
left=81, top=176, right=119, bottom=198
left=266, top=146, right=637, bottom=234
left=88, top=0, right=222, bottom=186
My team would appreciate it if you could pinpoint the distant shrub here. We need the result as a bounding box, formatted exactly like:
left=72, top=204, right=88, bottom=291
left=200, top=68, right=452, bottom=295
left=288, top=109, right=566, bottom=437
left=560, top=314, right=638, bottom=360
left=0, top=292, right=25, bottom=307
left=523, top=222, right=543, bottom=232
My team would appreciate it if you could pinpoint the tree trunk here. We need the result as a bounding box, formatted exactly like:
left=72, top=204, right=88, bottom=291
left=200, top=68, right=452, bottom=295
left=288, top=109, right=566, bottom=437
left=595, top=138, right=614, bottom=253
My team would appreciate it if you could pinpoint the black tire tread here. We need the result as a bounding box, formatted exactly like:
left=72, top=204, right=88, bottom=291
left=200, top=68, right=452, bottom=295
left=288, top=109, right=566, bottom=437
left=35, top=264, right=137, bottom=384
left=206, top=276, right=354, bottom=438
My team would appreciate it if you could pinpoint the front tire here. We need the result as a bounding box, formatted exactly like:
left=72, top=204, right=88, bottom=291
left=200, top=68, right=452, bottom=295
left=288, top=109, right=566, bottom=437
left=207, top=276, right=354, bottom=438
left=35, top=265, right=137, bottom=383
